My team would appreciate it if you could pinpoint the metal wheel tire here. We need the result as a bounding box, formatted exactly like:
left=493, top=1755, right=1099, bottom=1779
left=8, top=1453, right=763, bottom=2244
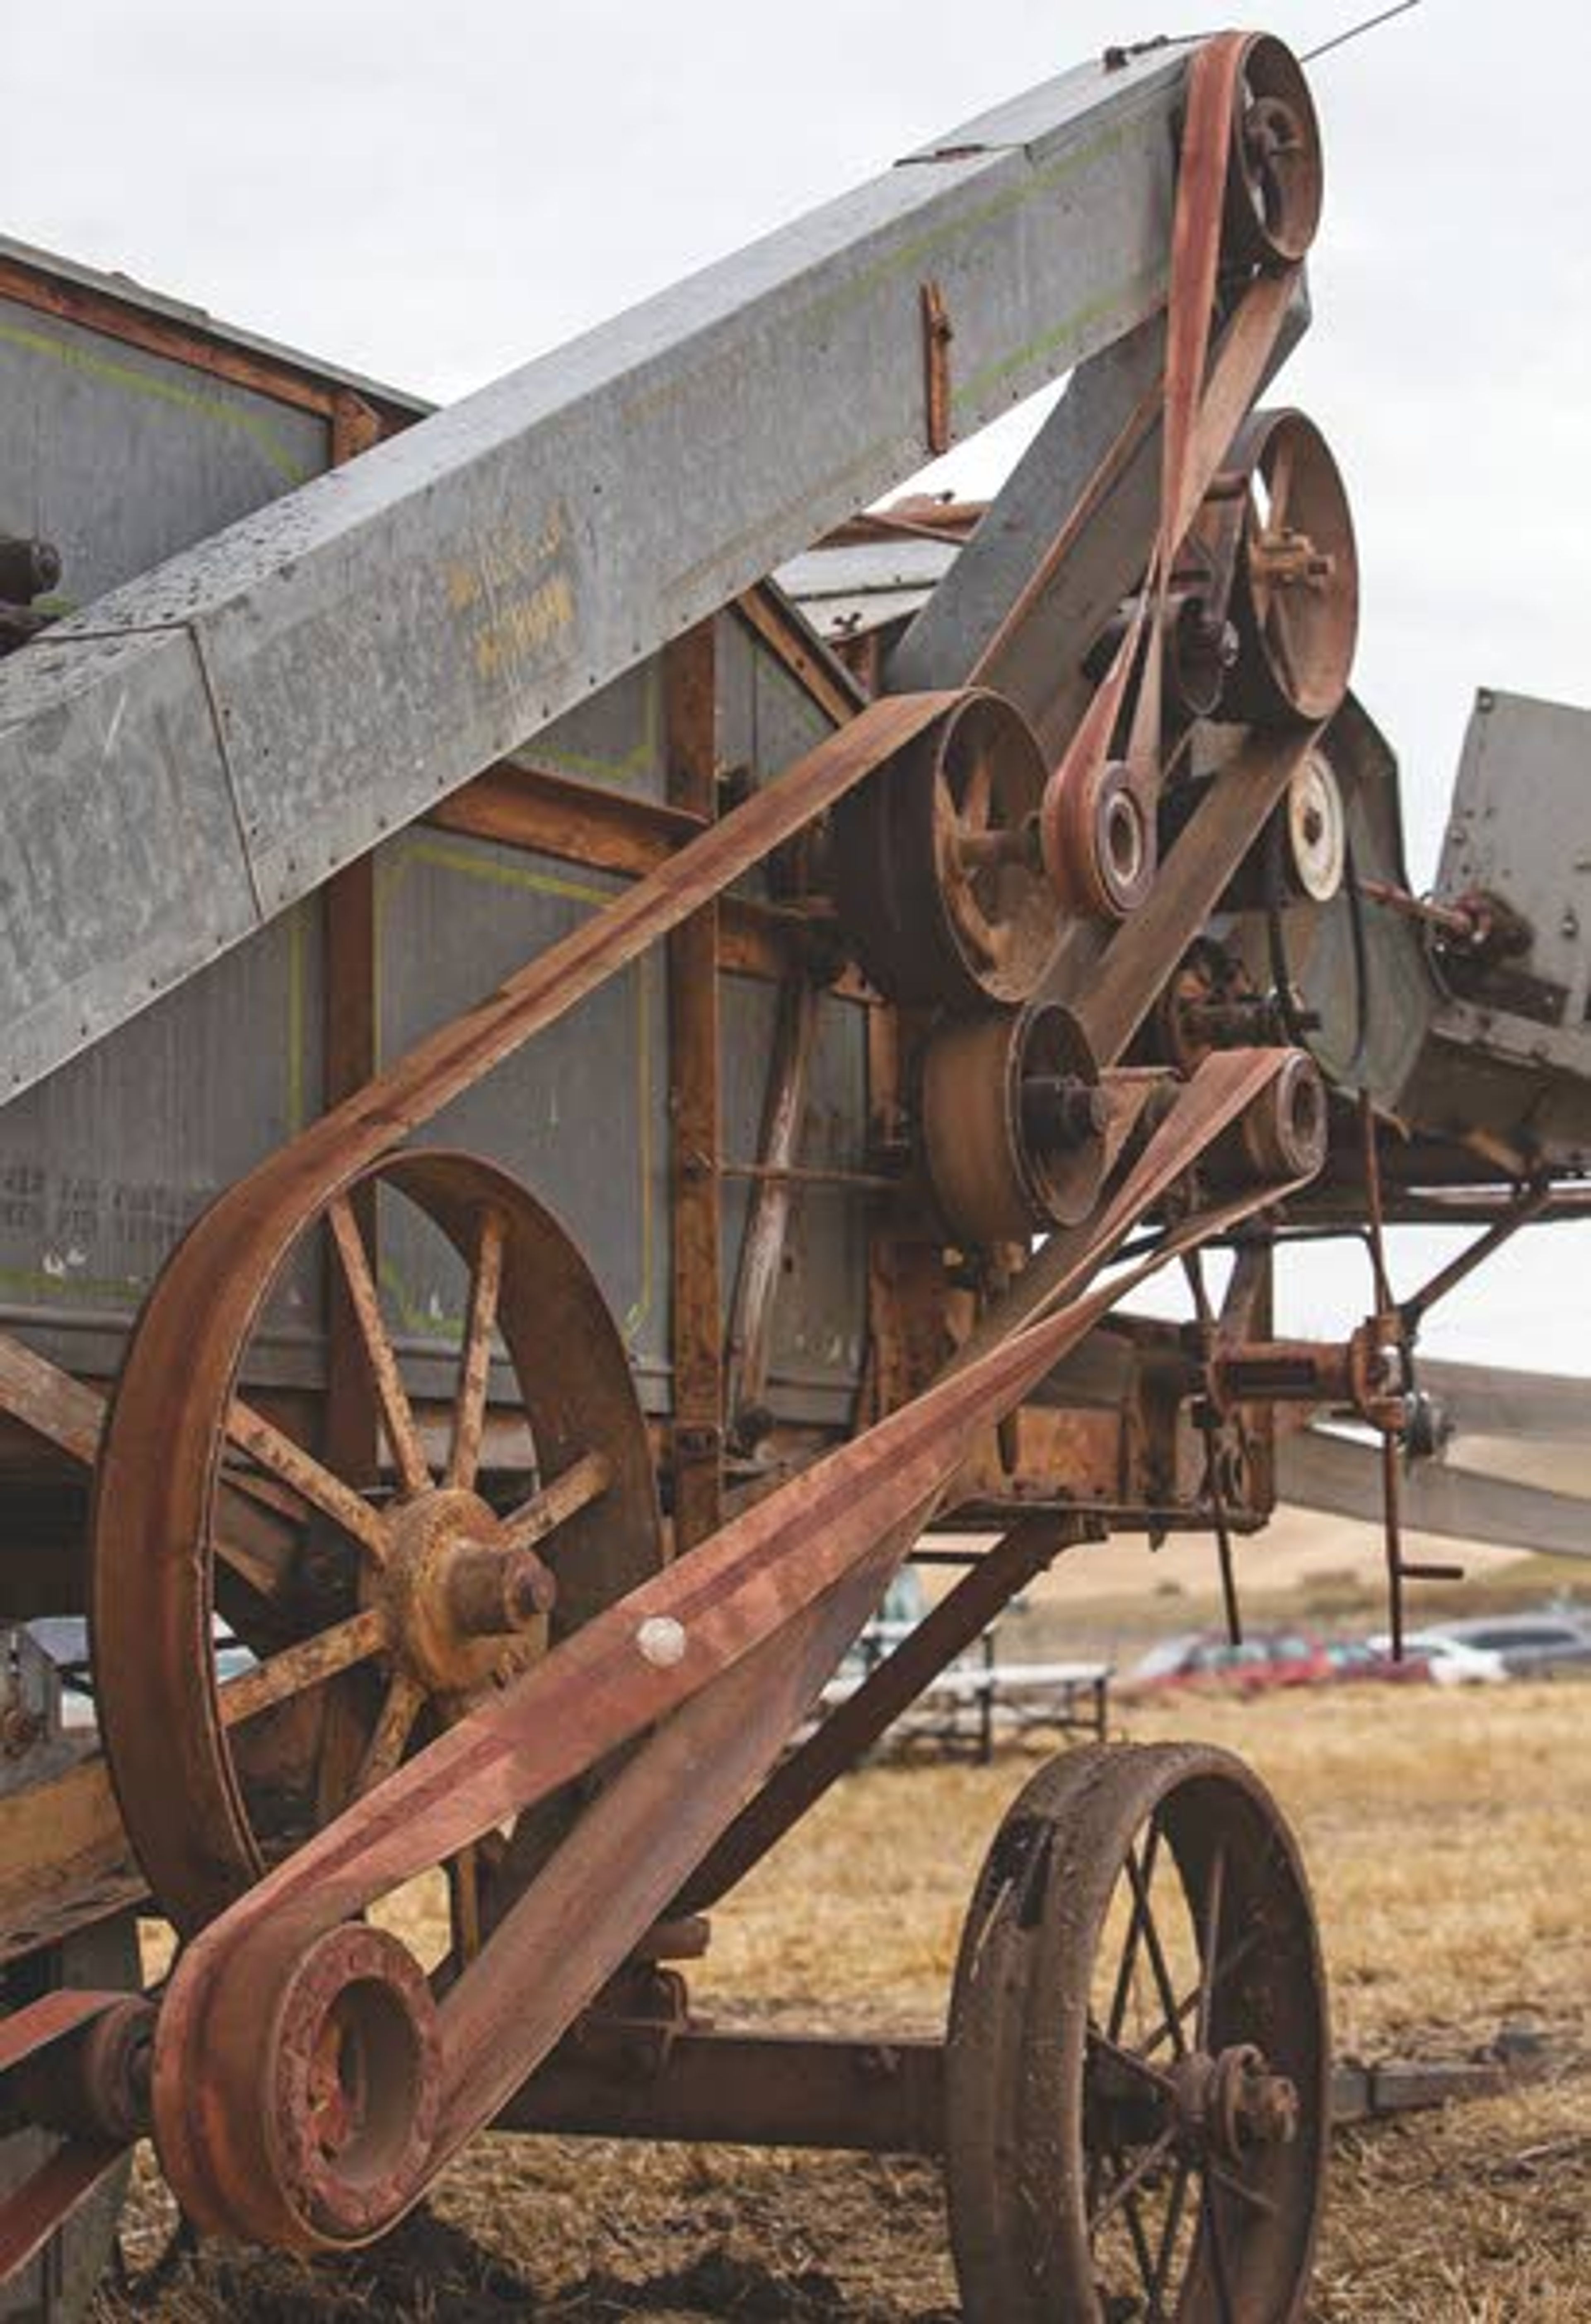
left=91, top=1147, right=664, bottom=1939
left=945, top=1741, right=1329, bottom=2324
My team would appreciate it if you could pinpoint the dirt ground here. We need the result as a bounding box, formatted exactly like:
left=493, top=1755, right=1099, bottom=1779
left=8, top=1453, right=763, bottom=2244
left=94, top=1674, right=1589, bottom=2324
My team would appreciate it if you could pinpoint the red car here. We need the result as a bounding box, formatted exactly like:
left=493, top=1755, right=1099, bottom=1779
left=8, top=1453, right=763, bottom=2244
left=1123, top=1631, right=1333, bottom=1697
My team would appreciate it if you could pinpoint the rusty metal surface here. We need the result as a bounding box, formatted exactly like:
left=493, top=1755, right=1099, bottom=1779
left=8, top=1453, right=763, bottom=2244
left=138, top=1047, right=1311, bottom=2249
left=0, top=45, right=1189, bottom=1104
left=94, top=1148, right=665, bottom=1935
left=947, top=1739, right=1328, bottom=2322
left=1, top=18, right=1580, bottom=2306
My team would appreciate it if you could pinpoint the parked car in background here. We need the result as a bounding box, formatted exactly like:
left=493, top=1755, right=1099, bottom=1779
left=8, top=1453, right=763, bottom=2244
left=1323, top=1638, right=1432, bottom=1685
left=1369, top=1629, right=1509, bottom=1686
left=1414, top=1611, right=1591, bottom=1679
left=1122, top=1631, right=1332, bottom=1698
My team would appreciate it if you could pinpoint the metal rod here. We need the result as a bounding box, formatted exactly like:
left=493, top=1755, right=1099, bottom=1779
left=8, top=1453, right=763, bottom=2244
left=676, top=1515, right=1090, bottom=1913
left=1303, top=0, right=1422, bottom=65
left=1399, top=1179, right=1555, bottom=1334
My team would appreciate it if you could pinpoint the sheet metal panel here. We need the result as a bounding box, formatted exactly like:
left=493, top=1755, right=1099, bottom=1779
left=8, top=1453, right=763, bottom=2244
left=720, top=978, right=869, bottom=1425
left=0, top=897, right=321, bottom=1384
left=0, top=43, right=1185, bottom=1103
left=0, top=293, right=330, bottom=604
left=1432, top=688, right=1591, bottom=1076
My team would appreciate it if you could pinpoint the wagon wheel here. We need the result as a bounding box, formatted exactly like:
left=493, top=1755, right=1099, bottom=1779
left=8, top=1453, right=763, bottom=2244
left=946, top=1742, right=1328, bottom=2324
left=90, top=1148, right=664, bottom=1942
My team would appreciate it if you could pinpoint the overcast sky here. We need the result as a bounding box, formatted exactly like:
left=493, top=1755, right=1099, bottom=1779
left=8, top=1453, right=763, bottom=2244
left=8, top=0, right=1591, bottom=1368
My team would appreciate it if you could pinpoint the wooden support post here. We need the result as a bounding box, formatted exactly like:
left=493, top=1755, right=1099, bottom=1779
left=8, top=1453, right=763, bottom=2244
left=665, top=625, right=723, bottom=1552
left=320, top=394, right=385, bottom=1487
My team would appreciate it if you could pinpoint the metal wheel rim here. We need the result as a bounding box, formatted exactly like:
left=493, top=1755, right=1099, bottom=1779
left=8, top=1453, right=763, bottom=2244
left=946, top=1740, right=1329, bottom=2324
left=90, top=1147, right=663, bottom=1937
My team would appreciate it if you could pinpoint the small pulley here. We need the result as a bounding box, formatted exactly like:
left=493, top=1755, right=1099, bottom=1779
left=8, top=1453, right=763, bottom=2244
left=919, top=1002, right=1108, bottom=1246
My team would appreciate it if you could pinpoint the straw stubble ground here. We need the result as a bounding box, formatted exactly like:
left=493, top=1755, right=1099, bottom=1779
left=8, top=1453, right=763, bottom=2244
left=99, top=1681, right=1589, bottom=2322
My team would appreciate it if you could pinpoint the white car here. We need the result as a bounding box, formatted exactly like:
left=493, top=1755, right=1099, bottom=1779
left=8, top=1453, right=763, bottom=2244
left=1369, top=1629, right=1509, bottom=1686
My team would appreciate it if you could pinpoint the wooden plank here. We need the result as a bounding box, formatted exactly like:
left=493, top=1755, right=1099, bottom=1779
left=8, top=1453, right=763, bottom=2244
left=665, top=626, right=724, bottom=1551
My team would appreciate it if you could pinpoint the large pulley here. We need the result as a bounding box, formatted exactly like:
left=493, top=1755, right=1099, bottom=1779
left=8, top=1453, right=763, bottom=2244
left=90, top=1148, right=664, bottom=1939
left=947, top=1741, right=1329, bottom=2324
left=832, top=689, right=1058, bottom=1008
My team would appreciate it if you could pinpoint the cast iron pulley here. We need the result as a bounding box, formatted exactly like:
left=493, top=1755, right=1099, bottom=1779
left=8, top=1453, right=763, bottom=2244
left=90, top=1148, right=665, bottom=1940
left=1217, top=409, right=1359, bottom=728
left=946, top=1741, right=1329, bottom=2324
left=920, top=1003, right=1108, bottom=1247
left=832, top=690, right=1060, bottom=1009
left=1223, top=33, right=1324, bottom=270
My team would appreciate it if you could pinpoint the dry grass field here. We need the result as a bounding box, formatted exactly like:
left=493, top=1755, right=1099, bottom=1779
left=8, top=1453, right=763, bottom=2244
left=94, top=1672, right=1589, bottom=2324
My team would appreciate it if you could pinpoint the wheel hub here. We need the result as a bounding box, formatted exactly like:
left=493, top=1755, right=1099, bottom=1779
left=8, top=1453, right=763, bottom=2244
left=379, top=1487, right=555, bottom=1698
left=1169, top=2040, right=1300, bottom=2164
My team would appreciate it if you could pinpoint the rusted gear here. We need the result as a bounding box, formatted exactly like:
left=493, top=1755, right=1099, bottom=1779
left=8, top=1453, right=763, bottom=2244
left=946, top=1741, right=1328, bottom=2323
left=920, top=1003, right=1107, bottom=1246
left=1223, top=33, right=1323, bottom=269
left=833, top=690, right=1059, bottom=1006
left=90, top=1148, right=664, bottom=1938
left=1219, top=410, right=1359, bottom=728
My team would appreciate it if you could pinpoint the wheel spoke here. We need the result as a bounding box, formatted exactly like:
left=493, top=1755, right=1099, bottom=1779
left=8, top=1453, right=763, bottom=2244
left=1091, top=2126, right=1176, bottom=2237
left=1207, top=2157, right=1278, bottom=2218
left=1266, top=430, right=1297, bottom=534
left=1107, top=1817, right=1163, bottom=2044
left=1141, top=1925, right=1264, bottom=2061
left=327, top=1196, right=430, bottom=1498
left=960, top=750, right=994, bottom=831
left=1196, top=1843, right=1226, bottom=2053
left=498, top=1449, right=611, bottom=1556
left=445, top=1209, right=506, bottom=1491
left=1088, top=2023, right=1178, bottom=2099
left=227, top=1399, right=390, bottom=1565
left=1124, top=1835, right=1188, bottom=2061
left=219, top=1606, right=387, bottom=1727
left=352, top=1671, right=425, bottom=1797
left=448, top=1844, right=484, bottom=1968
left=1122, top=2186, right=1158, bottom=2303
left=1201, top=2165, right=1238, bottom=2324
left=1149, top=2159, right=1193, bottom=2317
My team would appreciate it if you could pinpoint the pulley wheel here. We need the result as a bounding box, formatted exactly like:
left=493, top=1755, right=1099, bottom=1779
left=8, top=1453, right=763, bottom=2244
left=91, top=1148, right=664, bottom=1938
left=833, top=690, right=1058, bottom=1007
left=1221, top=411, right=1358, bottom=729
left=1040, top=756, right=1156, bottom=924
left=921, top=1004, right=1107, bottom=1246
left=1224, top=34, right=1323, bottom=270
left=946, top=1741, right=1329, bottom=2323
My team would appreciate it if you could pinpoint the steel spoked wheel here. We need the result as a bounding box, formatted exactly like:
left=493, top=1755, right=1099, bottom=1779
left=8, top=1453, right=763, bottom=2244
left=946, top=1742, right=1328, bottom=2324
left=91, top=1148, right=663, bottom=1940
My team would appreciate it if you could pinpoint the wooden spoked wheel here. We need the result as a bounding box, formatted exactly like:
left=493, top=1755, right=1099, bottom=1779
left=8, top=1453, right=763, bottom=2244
left=947, top=1742, right=1329, bottom=2324
left=90, top=1148, right=664, bottom=1941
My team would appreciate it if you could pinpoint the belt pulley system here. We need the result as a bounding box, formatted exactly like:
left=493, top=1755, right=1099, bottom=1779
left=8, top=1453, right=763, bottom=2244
left=10, top=31, right=1367, bottom=2323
